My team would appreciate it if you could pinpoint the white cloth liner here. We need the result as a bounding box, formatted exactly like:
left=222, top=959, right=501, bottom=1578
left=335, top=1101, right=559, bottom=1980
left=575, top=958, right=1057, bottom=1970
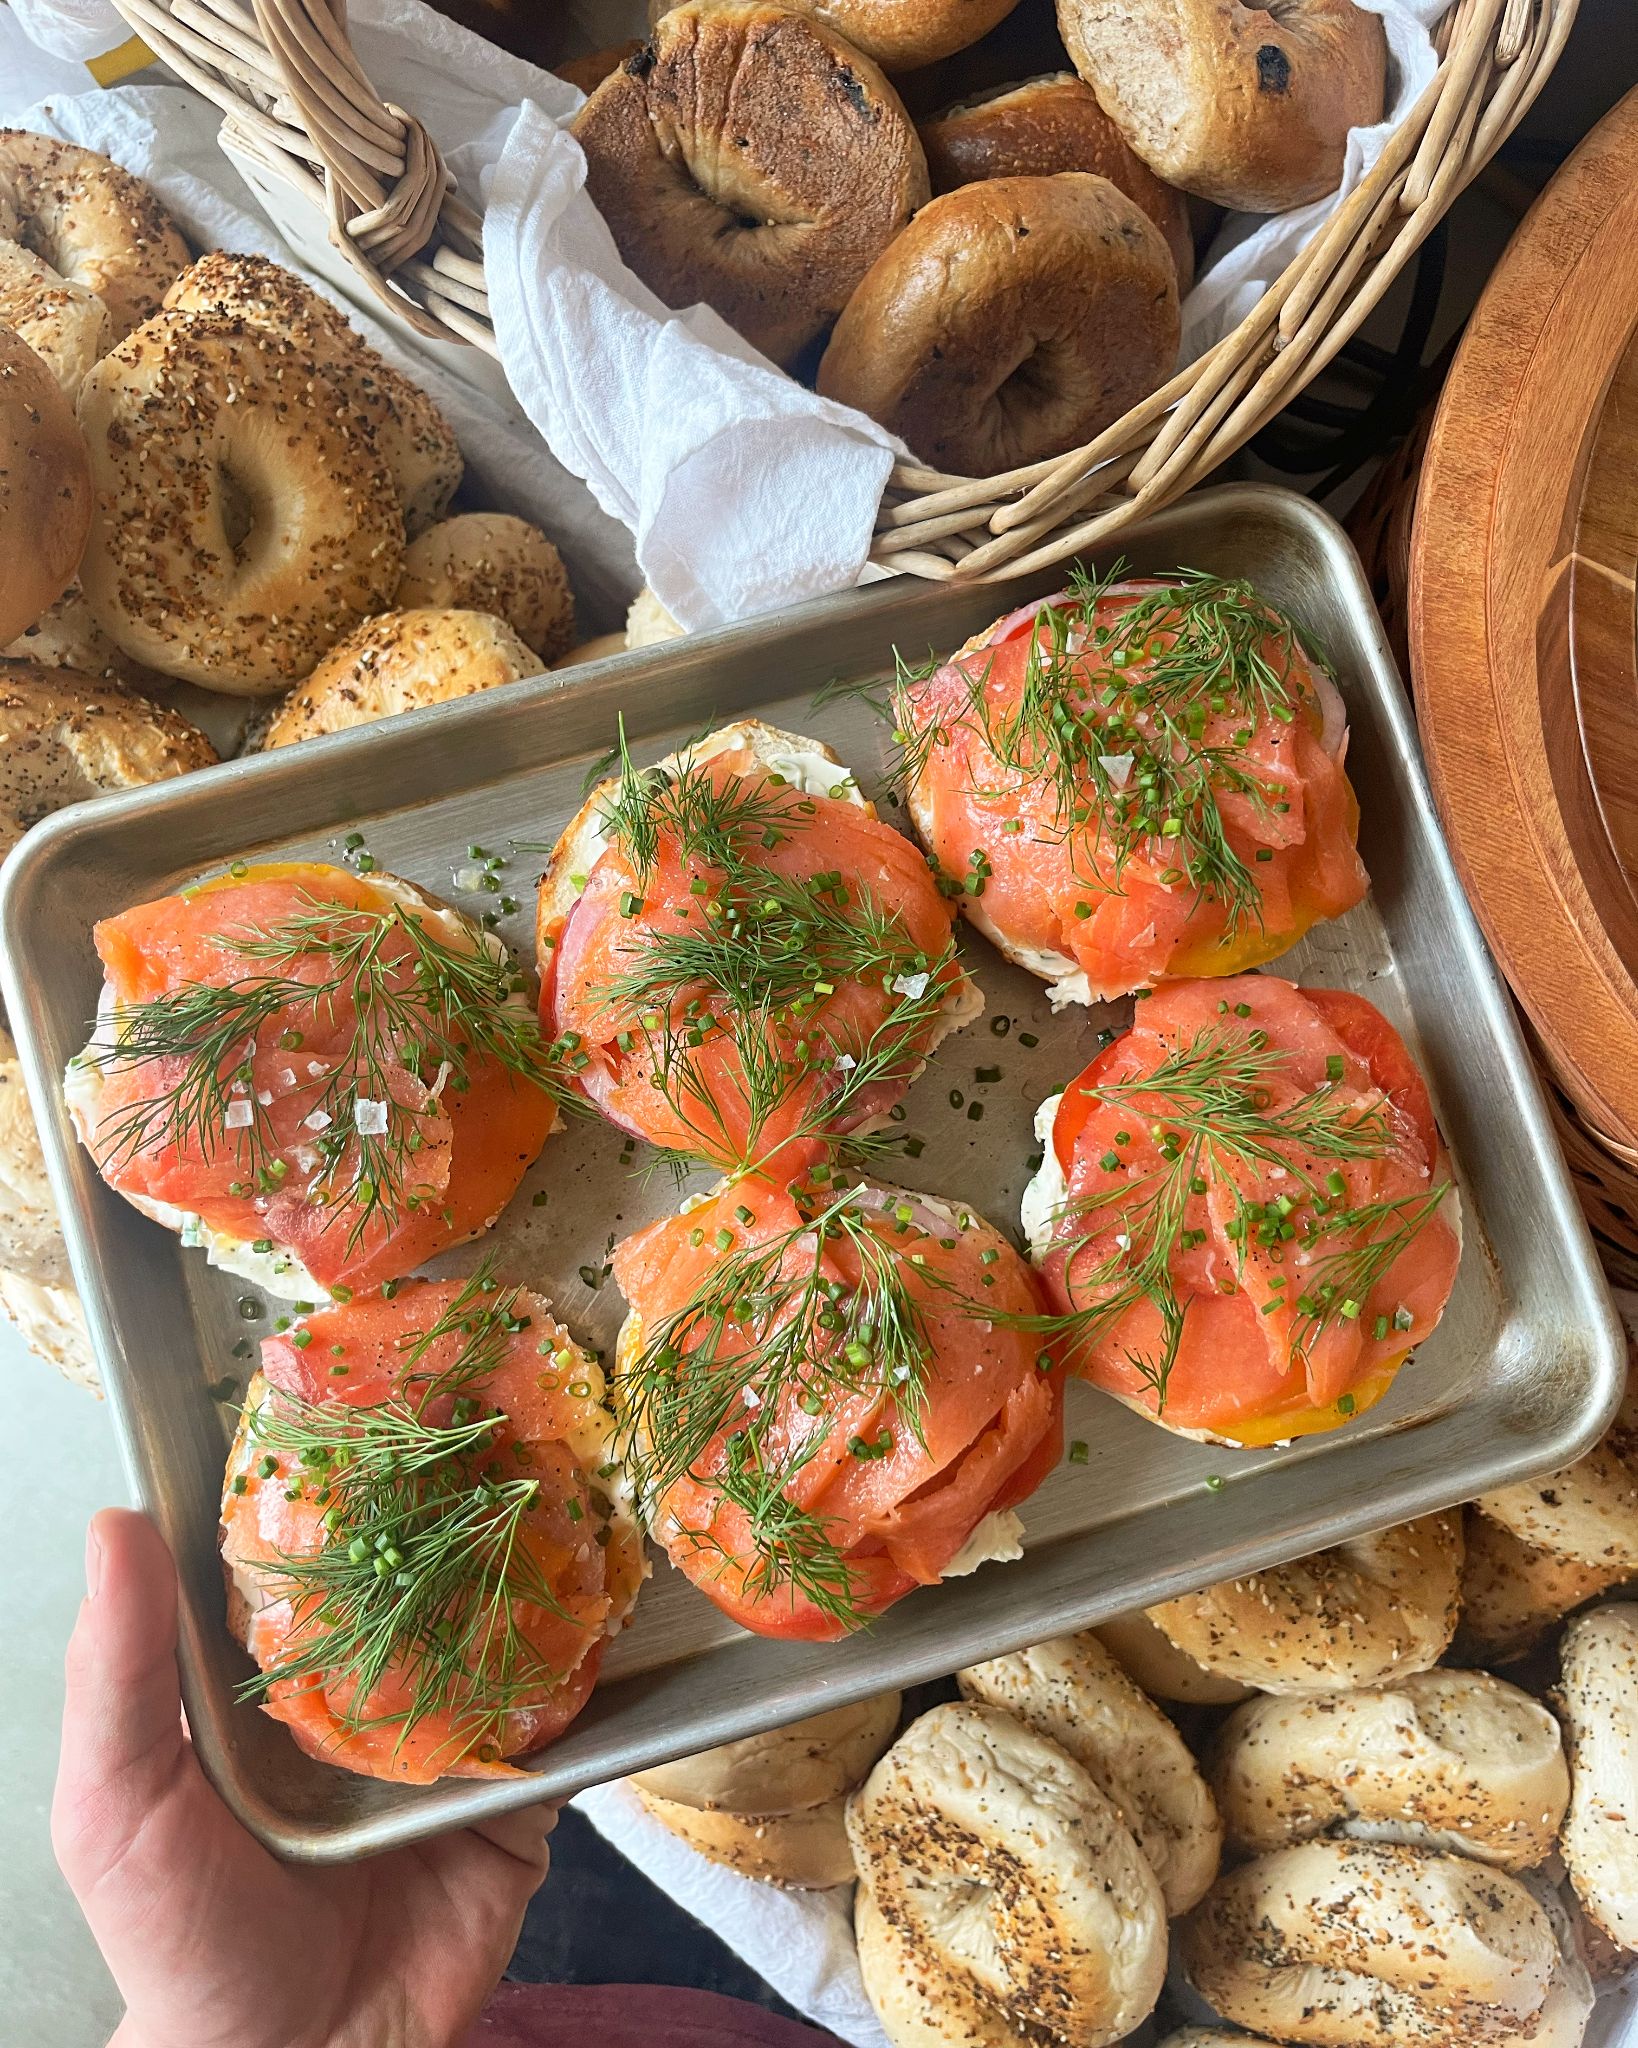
left=2, top=0, right=1443, bottom=632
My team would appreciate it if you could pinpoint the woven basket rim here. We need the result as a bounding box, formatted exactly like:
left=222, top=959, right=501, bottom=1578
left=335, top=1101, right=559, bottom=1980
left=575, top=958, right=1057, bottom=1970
left=106, top=0, right=1579, bottom=577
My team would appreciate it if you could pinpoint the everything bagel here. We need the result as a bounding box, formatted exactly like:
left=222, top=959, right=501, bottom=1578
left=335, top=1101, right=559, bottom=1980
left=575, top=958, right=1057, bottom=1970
left=163, top=252, right=461, bottom=537
left=77, top=312, right=403, bottom=693
left=574, top=2, right=928, bottom=367
left=1054, top=0, right=1387, bottom=213
left=1146, top=1512, right=1464, bottom=1693
left=0, top=238, right=107, bottom=400
left=396, top=514, right=574, bottom=662
left=816, top=172, right=1179, bottom=475
left=1475, top=1372, right=1638, bottom=1572
left=0, top=131, right=187, bottom=338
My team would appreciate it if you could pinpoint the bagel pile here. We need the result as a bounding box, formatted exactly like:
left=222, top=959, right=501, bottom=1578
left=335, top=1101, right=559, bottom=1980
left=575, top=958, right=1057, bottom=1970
left=609, top=1380, right=1638, bottom=2047
left=0, top=133, right=593, bottom=1386
left=566, top=0, right=1388, bottom=473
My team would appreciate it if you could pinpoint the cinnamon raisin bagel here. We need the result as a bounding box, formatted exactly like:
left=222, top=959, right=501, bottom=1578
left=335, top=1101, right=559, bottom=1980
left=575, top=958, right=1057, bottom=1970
left=1054, top=0, right=1388, bottom=214
left=0, top=326, right=91, bottom=645
left=78, top=312, right=403, bottom=693
left=395, top=513, right=574, bottom=661
left=648, top=0, right=1024, bottom=71
left=817, top=172, right=1179, bottom=475
left=0, top=132, right=188, bottom=339
left=163, top=252, right=461, bottom=537
left=574, top=2, right=928, bottom=367
left=920, top=73, right=1193, bottom=288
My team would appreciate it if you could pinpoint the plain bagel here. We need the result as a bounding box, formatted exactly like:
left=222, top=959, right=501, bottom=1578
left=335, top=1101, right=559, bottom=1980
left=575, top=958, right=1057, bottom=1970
left=958, top=1631, right=1221, bottom=1913
left=1093, top=1607, right=1254, bottom=1705
left=1557, top=1601, right=1638, bottom=1954
left=258, top=609, right=544, bottom=750
left=635, top=1785, right=857, bottom=1886
left=0, top=659, right=216, bottom=858
left=0, top=237, right=107, bottom=401
left=816, top=172, right=1179, bottom=477
left=631, top=1695, right=900, bottom=1812
left=1474, top=1371, right=1638, bottom=1572
left=1210, top=1669, right=1570, bottom=1870
left=1054, top=0, right=1388, bottom=213
left=1146, top=1511, right=1464, bottom=1694
left=648, top=0, right=1024, bottom=71
left=0, top=131, right=188, bottom=338
left=0, top=326, right=90, bottom=645
left=395, top=514, right=574, bottom=661
left=573, top=3, right=928, bottom=368
left=162, top=251, right=462, bottom=538
left=1455, top=1505, right=1627, bottom=1667
left=919, top=73, right=1193, bottom=287
left=78, top=312, right=403, bottom=693
left=848, top=1701, right=1167, bottom=2048
left=1179, top=1839, right=1559, bottom=2048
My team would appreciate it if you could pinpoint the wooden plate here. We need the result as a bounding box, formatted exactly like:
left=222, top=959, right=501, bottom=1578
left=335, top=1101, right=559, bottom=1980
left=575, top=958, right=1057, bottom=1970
left=1411, top=86, right=1638, bottom=1151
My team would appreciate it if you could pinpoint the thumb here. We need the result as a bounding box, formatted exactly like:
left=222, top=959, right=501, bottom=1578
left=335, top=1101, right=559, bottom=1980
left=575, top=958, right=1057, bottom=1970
left=52, top=1507, right=190, bottom=1900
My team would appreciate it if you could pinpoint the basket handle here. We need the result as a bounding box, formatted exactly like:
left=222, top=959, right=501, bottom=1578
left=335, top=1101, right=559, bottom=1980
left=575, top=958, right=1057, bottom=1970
left=111, top=0, right=491, bottom=343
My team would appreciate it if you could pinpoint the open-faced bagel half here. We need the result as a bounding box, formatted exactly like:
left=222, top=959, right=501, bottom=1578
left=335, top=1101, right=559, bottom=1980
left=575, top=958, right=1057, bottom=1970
left=1147, top=1512, right=1464, bottom=1695
left=1053, top=0, right=1387, bottom=213
left=919, top=72, right=1192, bottom=287
left=0, top=660, right=215, bottom=859
left=257, top=609, right=544, bottom=750
left=1475, top=1370, right=1638, bottom=1573
left=817, top=172, right=1179, bottom=476
left=848, top=1701, right=1166, bottom=2048
left=1093, top=1607, right=1254, bottom=1705
left=1456, top=1504, right=1628, bottom=1667
left=1210, top=1668, right=1569, bottom=1871
left=1179, top=1839, right=1560, bottom=2048
left=574, top=2, right=928, bottom=367
left=631, top=1695, right=900, bottom=1813
left=958, top=1630, right=1221, bottom=1913
left=1557, top=1601, right=1638, bottom=1955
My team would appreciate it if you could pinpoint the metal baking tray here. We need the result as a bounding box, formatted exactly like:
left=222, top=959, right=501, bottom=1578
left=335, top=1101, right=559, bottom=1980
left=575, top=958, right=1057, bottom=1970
left=3, top=484, right=1622, bottom=1861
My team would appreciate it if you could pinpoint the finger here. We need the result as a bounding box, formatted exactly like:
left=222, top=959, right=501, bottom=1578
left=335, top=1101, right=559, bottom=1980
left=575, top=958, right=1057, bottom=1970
left=52, top=1509, right=188, bottom=1893
left=467, top=1796, right=560, bottom=1874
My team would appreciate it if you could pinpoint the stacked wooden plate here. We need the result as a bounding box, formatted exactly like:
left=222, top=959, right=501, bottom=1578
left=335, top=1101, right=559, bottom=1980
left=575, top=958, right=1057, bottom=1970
left=1411, top=84, right=1638, bottom=1277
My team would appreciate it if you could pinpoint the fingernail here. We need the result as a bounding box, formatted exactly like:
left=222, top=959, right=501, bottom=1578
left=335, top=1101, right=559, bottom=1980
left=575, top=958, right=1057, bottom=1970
left=85, top=1521, right=104, bottom=1601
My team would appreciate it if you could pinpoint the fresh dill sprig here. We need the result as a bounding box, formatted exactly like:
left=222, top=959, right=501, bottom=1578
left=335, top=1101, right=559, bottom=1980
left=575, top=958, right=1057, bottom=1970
left=1001, top=1028, right=1447, bottom=1414
left=235, top=1266, right=601, bottom=1765
left=615, top=1187, right=943, bottom=1631
left=91, top=891, right=573, bottom=1247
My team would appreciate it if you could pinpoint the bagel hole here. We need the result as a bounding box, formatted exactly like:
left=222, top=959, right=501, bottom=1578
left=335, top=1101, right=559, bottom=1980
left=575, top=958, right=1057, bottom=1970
left=216, top=461, right=260, bottom=562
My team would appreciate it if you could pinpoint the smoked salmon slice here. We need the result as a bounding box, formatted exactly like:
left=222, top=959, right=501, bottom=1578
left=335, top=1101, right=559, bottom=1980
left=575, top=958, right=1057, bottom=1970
left=70, top=862, right=561, bottom=1295
left=539, top=722, right=977, bottom=1179
left=219, top=1270, right=645, bottom=1784
left=890, top=571, right=1369, bottom=1003
left=611, top=1174, right=1063, bottom=1641
left=1025, top=975, right=1460, bottom=1446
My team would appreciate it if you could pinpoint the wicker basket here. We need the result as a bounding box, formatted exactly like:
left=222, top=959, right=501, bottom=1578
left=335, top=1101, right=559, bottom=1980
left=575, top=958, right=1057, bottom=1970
left=109, top=0, right=1574, bottom=582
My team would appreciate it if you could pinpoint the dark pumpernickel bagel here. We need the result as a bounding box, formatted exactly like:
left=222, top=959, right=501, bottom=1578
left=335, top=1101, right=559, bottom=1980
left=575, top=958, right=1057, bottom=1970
left=920, top=72, right=1193, bottom=288
left=816, top=171, right=1179, bottom=476
left=573, top=1, right=928, bottom=367
left=1055, top=0, right=1387, bottom=213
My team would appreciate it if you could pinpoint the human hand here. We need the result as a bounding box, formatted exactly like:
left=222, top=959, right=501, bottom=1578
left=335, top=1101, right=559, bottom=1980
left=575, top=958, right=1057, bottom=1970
left=52, top=1508, right=555, bottom=2048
